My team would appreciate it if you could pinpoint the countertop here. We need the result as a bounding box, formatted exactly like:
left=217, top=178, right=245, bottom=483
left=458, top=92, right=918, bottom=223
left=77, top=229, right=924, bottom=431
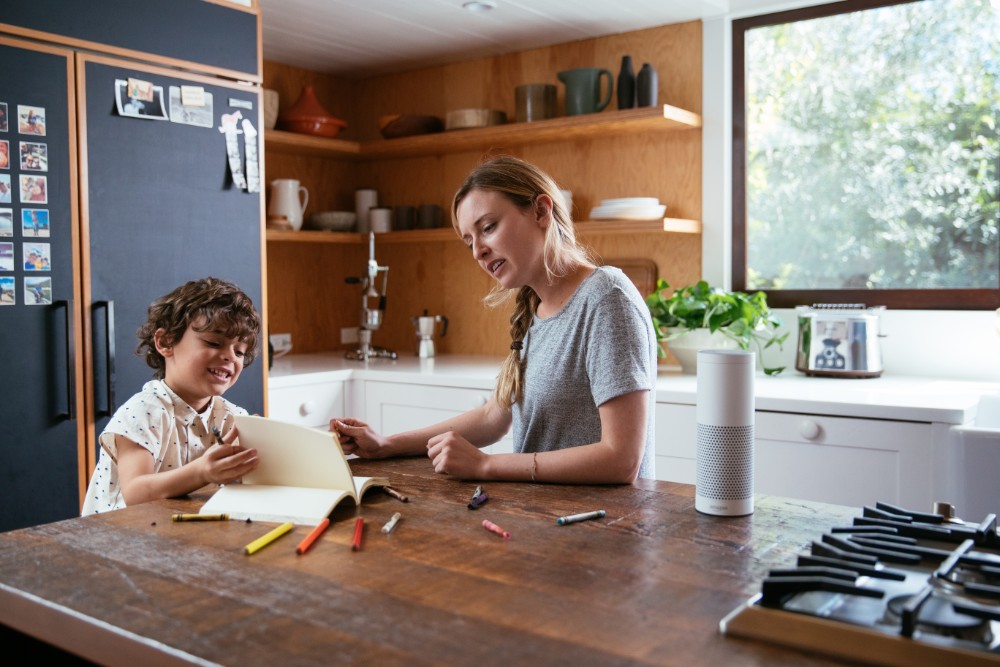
left=0, top=456, right=859, bottom=666
left=269, top=352, right=1000, bottom=425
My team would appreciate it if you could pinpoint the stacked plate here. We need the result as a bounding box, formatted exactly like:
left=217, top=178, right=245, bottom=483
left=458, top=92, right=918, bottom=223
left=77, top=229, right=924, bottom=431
left=589, top=197, right=666, bottom=221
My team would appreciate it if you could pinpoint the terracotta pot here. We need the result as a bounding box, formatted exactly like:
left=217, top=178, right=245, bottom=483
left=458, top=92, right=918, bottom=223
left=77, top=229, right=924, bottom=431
left=278, top=85, right=347, bottom=138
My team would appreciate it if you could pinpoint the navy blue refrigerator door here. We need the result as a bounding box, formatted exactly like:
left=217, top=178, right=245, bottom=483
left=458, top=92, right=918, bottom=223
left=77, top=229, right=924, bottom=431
left=79, top=55, right=265, bottom=466
left=0, top=38, right=84, bottom=531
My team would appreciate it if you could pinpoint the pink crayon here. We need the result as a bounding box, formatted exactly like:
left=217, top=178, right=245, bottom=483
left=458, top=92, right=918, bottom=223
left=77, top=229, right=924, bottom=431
left=482, top=519, right=510, bottom=540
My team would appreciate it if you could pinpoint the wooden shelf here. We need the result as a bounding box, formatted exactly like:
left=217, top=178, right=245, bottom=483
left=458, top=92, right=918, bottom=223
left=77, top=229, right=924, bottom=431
left=264, top=104, right=701, bottom=161
left=266, top=217, right=701, bottom=245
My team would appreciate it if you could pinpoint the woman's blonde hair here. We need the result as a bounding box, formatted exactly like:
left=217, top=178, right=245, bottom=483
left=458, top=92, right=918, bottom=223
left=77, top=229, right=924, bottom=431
left=452, top=155, right=594, bottom=409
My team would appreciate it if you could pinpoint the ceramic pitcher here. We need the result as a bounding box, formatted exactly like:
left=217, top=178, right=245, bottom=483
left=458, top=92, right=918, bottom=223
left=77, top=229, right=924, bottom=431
left=269, top=179, right=309, bottom=230
left=557, top=68, right=613, bottom=116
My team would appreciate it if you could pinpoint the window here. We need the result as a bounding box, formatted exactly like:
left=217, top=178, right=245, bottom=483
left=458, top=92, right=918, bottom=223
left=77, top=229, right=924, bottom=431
left=733, top=0, right=999, bottom=309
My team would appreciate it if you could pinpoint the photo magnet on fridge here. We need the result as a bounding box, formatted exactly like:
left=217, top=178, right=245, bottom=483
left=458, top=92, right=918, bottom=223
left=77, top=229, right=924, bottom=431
left=168, top=86, right=214, bottom=128
left=115, top=80, right=168, bottom=121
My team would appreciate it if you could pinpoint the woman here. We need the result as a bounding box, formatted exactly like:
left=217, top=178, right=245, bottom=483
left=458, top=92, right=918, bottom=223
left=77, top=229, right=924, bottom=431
left=332, top=156, right=657, bottom=483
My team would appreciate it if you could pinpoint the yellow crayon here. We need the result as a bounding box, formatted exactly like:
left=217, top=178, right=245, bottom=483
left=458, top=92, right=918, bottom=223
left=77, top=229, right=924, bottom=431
left=243, top=522, right=294, bottom=555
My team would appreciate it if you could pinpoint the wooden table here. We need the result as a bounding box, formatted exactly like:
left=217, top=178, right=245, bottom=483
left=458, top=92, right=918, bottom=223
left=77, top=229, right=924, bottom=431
left=0, top=456, right=859, bottom=666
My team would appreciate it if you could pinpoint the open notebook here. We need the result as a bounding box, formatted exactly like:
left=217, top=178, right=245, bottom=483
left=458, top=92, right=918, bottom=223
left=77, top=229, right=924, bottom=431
left=199, top=415, right=388, bottom=525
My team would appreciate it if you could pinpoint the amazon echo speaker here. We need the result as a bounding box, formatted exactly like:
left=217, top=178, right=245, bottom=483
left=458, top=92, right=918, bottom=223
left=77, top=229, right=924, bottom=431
left=695, top=349, right=755, bottom=516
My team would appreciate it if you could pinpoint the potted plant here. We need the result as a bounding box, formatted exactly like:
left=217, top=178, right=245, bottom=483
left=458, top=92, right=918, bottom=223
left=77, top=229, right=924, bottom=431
left=645, top=279, right=787, bottom=375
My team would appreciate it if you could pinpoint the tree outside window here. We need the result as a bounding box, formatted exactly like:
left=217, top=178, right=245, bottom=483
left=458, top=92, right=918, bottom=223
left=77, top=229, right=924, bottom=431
left=733, top=0, right=999, bottom=309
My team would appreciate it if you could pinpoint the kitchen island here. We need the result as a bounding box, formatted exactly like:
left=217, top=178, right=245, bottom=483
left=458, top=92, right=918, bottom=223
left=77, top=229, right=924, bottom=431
left=0, top=456, right=857, bottom=665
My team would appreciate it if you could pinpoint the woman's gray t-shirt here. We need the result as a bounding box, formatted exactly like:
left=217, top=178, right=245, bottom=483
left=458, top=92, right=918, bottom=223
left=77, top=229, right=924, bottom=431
left=512, top=266, right=657, bottom=479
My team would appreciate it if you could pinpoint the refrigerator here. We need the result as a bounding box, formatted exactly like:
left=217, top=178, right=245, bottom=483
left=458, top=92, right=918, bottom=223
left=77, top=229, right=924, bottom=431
left=0, top=16, right=265, bottom=531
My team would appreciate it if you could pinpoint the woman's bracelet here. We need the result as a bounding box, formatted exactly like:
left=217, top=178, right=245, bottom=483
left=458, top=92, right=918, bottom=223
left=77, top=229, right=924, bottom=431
left=530, top=452, right=537, bottom=482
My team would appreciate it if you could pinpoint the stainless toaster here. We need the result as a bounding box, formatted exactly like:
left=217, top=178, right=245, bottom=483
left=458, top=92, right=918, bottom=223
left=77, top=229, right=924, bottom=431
left=795, top=304, right=886, bottom=378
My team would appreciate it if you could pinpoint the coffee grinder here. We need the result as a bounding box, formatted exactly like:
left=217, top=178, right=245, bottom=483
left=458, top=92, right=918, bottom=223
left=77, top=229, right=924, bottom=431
left=345, top=232, right=397, bottom=361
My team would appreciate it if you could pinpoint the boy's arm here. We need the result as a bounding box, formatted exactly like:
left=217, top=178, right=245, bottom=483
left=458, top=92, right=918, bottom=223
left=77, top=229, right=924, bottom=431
left=116, top=433, right=258, bottom=506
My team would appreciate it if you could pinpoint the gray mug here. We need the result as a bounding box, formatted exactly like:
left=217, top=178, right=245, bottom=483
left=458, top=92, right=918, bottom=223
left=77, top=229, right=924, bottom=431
left=557, top=68, right=613, bottom=116
left=418, top=204, right=444, bottom=229
left=515, top=83, right=557, bottom=123
left=394, top=206, right=416, bottom=231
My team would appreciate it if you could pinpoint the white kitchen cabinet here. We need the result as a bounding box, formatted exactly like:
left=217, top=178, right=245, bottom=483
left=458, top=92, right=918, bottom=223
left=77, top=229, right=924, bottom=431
left=655, top=402, right=935, bottom=509
left=361, top=380, right=514, bottom=454
left=268, top=380, right=347, bottom=429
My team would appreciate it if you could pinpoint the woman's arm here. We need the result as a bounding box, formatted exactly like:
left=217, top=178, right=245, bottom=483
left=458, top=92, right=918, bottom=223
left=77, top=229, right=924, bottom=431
left=332, top=397, right=512, bottom=459
left=117, top=431, right=259, bottom=505
left=427, top=389, right=648, bottom=484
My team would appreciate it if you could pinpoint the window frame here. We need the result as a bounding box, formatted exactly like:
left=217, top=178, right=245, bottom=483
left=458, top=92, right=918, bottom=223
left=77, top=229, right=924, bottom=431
left=731, top=0, right=999, bottom=310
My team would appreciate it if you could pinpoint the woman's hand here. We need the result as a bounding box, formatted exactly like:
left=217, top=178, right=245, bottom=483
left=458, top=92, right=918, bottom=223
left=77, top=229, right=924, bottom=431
left=331, top=417, right=391, bottom=458
left=426, top=431, right=489, bottom=479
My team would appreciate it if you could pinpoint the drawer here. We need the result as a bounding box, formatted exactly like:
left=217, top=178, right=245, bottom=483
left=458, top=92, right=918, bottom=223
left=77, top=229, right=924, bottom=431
left=268, top=381, right=346, bottom=428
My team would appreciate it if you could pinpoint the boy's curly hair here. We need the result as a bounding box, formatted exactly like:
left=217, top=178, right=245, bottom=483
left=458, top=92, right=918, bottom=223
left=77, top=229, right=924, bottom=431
left=137, top=277, right=261, bottom=379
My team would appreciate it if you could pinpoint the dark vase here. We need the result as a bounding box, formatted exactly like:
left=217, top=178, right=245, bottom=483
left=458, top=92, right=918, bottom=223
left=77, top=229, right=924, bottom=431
left=637, top=63, right=659, bottom=107
left=617, top=55, right=636, bottom=110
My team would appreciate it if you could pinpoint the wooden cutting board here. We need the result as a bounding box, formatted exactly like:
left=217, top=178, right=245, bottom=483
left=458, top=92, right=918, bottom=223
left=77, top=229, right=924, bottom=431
left=606, top=258, right=658, bottom=297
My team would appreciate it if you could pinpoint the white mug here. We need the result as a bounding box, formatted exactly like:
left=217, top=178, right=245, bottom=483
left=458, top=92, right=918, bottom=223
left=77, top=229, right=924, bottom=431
left=269, top=179, right=309, bottom=230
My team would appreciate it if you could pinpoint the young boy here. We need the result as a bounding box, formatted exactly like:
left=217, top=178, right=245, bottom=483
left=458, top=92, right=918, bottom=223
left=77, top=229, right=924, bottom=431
left=82, top=277, right=261, bottom=514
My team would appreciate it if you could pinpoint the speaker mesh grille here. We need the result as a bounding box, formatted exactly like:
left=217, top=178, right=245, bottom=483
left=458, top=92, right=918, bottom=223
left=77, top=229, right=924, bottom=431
left=696, top=424, right=754, bottom=500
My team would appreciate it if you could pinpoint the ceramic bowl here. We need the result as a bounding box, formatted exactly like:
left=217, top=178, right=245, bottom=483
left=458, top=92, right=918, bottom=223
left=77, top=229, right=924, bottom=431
left=378, top=114, right=445, bottom=139
left=279, top=116, right=347, bottom=139
left=305, top=211, right=356, bottom=232
left=445, top=108, right=507, bottom=130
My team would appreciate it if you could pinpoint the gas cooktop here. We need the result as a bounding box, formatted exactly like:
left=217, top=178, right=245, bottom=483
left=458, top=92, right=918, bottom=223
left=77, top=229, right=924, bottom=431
left=721, top=501, right=1000, bottom=666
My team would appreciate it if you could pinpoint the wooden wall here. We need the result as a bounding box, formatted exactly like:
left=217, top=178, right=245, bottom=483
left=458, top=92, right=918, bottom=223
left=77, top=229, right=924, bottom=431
left=263, top=20, right=702, bottom=359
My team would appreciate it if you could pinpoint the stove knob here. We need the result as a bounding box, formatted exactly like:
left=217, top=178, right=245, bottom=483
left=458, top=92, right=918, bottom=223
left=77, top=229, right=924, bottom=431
left=933, top=500, right=956, bottom=520
left=799, top=419, right=822, bottom=440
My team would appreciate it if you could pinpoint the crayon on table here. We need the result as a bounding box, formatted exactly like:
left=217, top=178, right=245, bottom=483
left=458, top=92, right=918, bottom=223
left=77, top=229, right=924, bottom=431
left=482, top=519, right=510, bottom=540
left=381, top=512, right=402, bottom=534
left=351, top=517, right=365, bottom=551
left=172, top=513, right=229, bottom=521
left=383, top=487, right=409, bottom=503
left=467, top=492, right=489, bottom=510
left=556, top=509, right=607, bottom=526
left=296, top=518, right=331, bottom=555
left=244, top=522, right=293, bottom=555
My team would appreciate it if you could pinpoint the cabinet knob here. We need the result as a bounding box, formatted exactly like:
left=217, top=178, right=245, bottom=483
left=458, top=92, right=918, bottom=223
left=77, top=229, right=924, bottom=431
left=299, top=401, right=315, bottom=417
left=799, top=419, right=822, bottom=440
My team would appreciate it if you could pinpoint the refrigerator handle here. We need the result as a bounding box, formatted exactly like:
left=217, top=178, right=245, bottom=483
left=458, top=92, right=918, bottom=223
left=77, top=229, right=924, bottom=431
left=56, top=300, right=76, bottom=420
left=94, top=300, right=117, bottom=418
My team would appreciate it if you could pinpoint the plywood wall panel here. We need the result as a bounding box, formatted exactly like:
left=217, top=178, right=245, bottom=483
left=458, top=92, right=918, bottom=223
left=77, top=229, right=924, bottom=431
left=263, top=19, right=703, bottom=357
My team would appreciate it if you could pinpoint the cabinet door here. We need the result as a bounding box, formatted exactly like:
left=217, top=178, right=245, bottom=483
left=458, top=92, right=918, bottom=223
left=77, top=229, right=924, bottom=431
left=79, top=55, right=265, bottom=455
left=0, top=39, right=84, bottom=531
left=755, top=411, right=933, bottom=508
left=654, top=402, right=934, bottom=507
left=363, top=381, right=513, bottom=454
left=654, top=403, right=697, bottom=484
left=269, top=381, right=346, bottom=429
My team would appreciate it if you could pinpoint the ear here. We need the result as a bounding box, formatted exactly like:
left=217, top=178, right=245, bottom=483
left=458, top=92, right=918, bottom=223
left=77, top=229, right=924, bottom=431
left=153, top=328, right=174, bottom=358
left=534, top=194, right=554, bottom=229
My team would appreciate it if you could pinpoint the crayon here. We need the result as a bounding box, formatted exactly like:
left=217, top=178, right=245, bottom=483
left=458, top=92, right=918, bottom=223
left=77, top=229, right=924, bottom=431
left=482, top=519, right=510, bottom=540
left=296, top=518, right=331, bottom=555
left=381, top=512, right=402, bottom=534
left=556, top=509, right=607, bottom=526
left=383, top=487, right=409, bottom=503
left=244, top=522, right=293, bottom=555
left=351, top=517, right=365, bottom=551
left=172, top=513, right=229, bottom=521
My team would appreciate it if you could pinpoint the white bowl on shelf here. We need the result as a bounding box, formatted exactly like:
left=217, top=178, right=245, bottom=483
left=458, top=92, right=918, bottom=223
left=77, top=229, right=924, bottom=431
left=589, top=203, right=666, bottom=220
left=599, top=197, right=661, bottom=207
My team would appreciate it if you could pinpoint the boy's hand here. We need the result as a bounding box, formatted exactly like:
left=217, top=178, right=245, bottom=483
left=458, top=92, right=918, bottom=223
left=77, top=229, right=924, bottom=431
left=200, top=426, right=258, bottom=484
